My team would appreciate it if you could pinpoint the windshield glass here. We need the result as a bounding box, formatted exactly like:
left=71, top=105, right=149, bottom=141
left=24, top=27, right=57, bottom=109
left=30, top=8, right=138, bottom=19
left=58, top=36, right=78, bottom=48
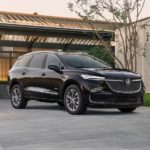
left=60, top=54, right=111, bottom=68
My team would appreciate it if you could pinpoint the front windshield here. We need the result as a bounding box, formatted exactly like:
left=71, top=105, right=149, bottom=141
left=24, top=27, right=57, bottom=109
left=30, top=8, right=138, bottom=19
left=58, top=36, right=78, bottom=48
left=60, top=54, right=111, bottom=69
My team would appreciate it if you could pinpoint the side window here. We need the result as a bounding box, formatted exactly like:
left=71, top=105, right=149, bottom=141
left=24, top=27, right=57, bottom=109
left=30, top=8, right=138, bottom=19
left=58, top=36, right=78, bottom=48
left=45, top=54, right=61, bottom=68
left=14, top=54, right=32, bottom=67
left=29, top=53, right=46, bottom=68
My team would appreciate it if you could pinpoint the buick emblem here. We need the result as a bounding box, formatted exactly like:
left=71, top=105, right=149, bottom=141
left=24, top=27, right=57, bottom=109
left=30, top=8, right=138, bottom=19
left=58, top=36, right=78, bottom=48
left=125, top=78, right=131, bottom=85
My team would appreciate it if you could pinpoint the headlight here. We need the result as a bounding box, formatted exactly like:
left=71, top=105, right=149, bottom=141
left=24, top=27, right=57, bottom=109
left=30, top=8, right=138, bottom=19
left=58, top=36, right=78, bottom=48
left=81, top=74, right=105, bottom=80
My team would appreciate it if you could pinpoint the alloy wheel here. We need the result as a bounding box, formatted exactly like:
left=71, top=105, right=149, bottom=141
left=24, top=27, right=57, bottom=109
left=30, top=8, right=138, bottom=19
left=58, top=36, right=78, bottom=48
left=11, top=87, right=22, bottom=107
left=11, top=84, right=27, bottom=109
left=65, top=88, right=80, bottom=111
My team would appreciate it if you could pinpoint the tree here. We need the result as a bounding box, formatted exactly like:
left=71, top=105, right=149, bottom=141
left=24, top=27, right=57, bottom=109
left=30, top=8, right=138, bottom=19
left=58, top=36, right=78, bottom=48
left=85, top=47, right=115, bottom=67
left=68, top=0, right=146, bottom=72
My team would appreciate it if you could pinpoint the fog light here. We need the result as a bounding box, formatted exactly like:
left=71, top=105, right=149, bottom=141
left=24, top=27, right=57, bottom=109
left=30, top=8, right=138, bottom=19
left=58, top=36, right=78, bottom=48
left=91, top=87, right=103, bottom=93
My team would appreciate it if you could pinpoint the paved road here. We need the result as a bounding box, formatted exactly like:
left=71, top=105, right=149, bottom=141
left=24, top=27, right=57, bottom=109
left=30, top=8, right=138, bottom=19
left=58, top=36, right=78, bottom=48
left=0, top=99, right=150, bottom=150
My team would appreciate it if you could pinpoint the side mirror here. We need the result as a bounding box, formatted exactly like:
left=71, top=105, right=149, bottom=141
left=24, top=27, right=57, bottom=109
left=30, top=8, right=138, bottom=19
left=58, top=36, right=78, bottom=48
left=48, top=65, right=63, bottom=74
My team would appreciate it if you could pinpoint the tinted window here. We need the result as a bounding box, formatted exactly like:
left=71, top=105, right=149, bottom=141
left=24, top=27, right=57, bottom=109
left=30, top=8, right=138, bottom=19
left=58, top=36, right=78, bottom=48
left=14, top=54, right=32, bottom=67
left=60, top=54, right=111, bottom=68
left=29, top=53, right=46, bottom=68
left=45, top=54, right=61, bottom=68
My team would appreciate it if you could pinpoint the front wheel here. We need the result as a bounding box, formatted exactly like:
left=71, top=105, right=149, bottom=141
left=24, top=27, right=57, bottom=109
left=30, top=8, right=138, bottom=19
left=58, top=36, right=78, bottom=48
left=64, top=85, right=87, bottom=115
left=118, top=107, right=136, bottom=113
left=10, top=84, right=27, bottom=109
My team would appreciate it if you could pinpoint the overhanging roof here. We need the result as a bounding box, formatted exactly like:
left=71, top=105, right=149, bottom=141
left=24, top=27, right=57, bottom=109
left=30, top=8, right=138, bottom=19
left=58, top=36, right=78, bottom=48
left=0, top=11, right=118, bottom=31
left=0, top=11, right=115, bottom=50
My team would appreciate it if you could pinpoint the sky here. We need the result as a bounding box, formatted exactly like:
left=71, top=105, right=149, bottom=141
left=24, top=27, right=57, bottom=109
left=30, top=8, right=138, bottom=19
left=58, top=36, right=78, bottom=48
left=0, top=0, right=149, bottom=19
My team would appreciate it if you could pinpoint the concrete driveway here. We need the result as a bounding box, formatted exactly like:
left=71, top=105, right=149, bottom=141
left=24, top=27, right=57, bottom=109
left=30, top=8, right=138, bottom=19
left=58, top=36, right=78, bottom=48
left=0, top=99, right=150, bottom=150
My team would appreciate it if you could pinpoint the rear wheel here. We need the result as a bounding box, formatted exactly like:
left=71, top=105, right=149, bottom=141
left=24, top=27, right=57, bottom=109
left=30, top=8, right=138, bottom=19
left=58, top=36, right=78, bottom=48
left=10, top=84, right=27, bottom=109
left=64, top=85, right=87, bottom=115
left=118, top=107, right=136, bottom=113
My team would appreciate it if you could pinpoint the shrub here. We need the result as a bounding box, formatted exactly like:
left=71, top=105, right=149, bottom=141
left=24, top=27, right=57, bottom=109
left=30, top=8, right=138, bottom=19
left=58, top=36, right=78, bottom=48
left=144, top=93, right=150, bottom=107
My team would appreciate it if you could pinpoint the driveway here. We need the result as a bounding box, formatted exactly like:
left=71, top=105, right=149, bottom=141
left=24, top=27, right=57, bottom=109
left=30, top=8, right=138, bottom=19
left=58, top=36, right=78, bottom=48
left=0, top=99, right=150, bottom=150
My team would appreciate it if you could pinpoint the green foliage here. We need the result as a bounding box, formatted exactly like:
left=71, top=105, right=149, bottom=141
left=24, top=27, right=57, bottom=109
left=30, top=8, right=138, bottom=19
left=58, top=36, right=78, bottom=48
left=85, top=47, right=115, bottom=67
left=144, top=93, right=150, bottom=107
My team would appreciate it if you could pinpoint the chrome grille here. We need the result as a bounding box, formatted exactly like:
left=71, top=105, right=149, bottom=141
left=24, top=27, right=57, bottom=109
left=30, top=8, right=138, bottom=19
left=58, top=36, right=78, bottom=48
left=106, top=79, right=141, bottom=93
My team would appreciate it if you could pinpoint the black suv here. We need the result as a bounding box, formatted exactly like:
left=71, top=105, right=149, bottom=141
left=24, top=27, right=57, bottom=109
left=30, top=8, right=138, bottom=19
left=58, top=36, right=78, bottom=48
left=8, top=51, right=144, bottom=114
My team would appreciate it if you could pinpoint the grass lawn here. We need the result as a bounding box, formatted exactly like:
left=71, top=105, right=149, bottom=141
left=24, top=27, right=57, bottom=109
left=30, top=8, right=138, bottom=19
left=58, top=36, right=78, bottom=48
left=144, top=93, right=150, bottom=106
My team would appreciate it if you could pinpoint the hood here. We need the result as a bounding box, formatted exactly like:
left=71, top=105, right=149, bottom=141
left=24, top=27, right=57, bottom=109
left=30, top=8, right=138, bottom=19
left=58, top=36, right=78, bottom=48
left=82, top=68, right=141, bottom=80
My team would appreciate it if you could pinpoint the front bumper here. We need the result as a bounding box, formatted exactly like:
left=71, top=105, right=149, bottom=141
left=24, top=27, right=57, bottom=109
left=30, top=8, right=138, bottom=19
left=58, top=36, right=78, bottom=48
left=88, top=92, right=143, bottom=108
left=81, top=78, right=144, bottom=108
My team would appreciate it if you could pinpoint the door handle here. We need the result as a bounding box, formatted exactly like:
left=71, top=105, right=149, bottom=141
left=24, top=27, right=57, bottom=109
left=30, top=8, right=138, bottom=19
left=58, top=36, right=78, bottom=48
left=22, top=72, right=26, bottom=75
left=41, top=73, right=46, bottom=76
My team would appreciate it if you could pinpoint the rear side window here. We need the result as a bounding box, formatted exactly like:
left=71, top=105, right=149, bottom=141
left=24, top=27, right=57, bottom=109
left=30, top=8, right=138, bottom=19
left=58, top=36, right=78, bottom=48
left=29, top=53, right=46, bottom=68
left=14, top=54, right=32, bottom=67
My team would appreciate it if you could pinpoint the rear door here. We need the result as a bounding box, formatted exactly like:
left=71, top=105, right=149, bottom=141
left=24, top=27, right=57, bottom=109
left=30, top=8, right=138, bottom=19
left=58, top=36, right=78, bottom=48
left=9, top=54, right=33, bottom=94
left=24, top=53, right=47, bottom=99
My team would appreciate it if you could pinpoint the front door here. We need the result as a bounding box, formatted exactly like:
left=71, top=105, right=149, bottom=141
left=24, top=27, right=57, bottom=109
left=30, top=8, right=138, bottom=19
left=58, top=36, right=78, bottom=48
left=39, top=53, right=64, bottom=100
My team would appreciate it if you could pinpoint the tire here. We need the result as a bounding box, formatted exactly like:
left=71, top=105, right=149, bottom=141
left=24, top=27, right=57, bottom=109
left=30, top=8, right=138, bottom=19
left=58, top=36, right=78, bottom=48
left=64, top=84, right=87, bottom=115
left=57, top=101, right=64, bottom=107
left=10, top=84, right=27, bottom=109
left=118, top=107, right=136, bottom=113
